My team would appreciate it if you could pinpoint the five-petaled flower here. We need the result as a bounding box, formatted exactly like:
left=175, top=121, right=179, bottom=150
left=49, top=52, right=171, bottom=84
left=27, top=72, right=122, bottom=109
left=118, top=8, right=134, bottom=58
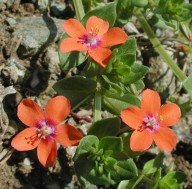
left=60, top=16, right=128, bottom=67
left=11, top=96, right=83, bottom=167
left=121, top=89, right=181, bottom=152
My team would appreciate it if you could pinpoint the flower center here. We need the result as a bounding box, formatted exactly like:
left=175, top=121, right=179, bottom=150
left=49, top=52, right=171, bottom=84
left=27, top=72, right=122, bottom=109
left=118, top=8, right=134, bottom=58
left=143, top=114, right=163, bottom=131
left=36, top=121, right=55, bottom=140
left=78, top=26, right=101, bottom=49
left=81, top=34, right=101, bottom=49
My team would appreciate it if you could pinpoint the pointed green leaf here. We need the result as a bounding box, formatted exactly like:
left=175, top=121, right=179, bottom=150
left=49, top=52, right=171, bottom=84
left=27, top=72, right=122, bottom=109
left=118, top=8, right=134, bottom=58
left=124, top=63, right=149, bottom=84
left=88, top=117, right=121, bottom=139
left=142, top=153, right=165, bottom=175
left=103, top=92, right=140, bottom=115
left=53, top=76, right=96, bottom=108
left=82, top=2, right=117, bottom=27
left=99, top=136, right=123, bottom=153
left=183, top=75, right=192, bottom=100
left=73, top=135, right=99, bottom=161
left=114, top=159, right=138, bottom=180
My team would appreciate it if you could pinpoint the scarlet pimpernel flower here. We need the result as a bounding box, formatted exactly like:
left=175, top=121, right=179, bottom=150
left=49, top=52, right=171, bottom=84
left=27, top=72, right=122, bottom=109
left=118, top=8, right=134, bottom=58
left=60, top=16, right=128, bottom=67
left=121, top=89, right=181, bottom=152
left=11, top=96, right=83, bottom=167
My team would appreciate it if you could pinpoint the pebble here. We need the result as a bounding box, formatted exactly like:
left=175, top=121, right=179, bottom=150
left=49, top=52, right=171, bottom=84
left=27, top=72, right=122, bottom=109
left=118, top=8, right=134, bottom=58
left=51, top=2, right=66, bottom=17
left=5, top=17, right=16, bottom=26
left=13, top=16, right=64, bottom=58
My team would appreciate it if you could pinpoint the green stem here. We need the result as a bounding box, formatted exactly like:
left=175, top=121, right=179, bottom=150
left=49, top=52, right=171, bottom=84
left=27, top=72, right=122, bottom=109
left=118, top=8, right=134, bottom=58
left=94, top=88, right=102, bottom=122
left=134, top=8, right=187, bottom=82
left=73, top=0, right=85, bottom=20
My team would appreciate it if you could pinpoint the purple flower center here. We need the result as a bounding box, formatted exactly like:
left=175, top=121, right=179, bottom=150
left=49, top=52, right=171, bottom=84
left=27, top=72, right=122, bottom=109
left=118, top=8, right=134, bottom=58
left=78, top=26, right=101, bottom=49
left=36, top=120, right=56, bottom=140
left=82, top=34, right=101, bottom=48
left=143, top=114, right=162, bottom=132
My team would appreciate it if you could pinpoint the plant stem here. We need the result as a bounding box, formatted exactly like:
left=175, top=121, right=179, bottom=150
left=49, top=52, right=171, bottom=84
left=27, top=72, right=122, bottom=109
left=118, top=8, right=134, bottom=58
left=134, top=8, right=187, bottom=82
left=94, top=87, right=102, bottom=122
left=73, top=0, right=85, bottom=20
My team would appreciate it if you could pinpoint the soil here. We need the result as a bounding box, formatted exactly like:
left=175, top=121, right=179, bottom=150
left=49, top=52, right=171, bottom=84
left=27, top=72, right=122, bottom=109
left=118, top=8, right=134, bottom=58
left=0, top=1, right=192, bottom=189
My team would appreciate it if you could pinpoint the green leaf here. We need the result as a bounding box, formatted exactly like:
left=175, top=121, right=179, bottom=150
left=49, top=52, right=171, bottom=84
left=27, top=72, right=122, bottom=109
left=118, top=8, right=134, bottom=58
left=89, top=166, right=116, bottom=185
left=88, top=117, right=121, bottom=139
left=132, top=0, right=148, bottom=7
left=73, top=136, right=100, bottom=188
left=114, top=159, right=138, bottom=180
left=53, top=76, right=96, bottom=108
left=124, top=63, right=149, bottom=84
left=117, top=175, right=144, bottom=189
left=83, top=60, right=101, bottom=78
left=58, top=33, right=86, bottom=70
left=116, top=0, right=133, bottom=26
left=142, top=152, right=165, bottom=175
left=159, top=171, right=186, bottom=189
left=110, top=38, right=137, bottom=67
left=82, top=2, right=117, bottom=27
left=161, top=172, right=186, bottom=184
left=183, top=75, right=192, bottom=100
left=99, top=136, right=123, bottom=154
left=73, top=135, right=99, bottom=161
left=74, top=154, right=94, bottom=188
left=103, top=92, right=140, bottom=115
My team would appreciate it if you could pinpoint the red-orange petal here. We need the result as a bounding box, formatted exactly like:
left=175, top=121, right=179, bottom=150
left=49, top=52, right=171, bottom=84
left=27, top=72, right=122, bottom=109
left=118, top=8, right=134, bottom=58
left=54, top=124, right=83, bottom=146
left=101, top=27, right=128, bottom=47
left=60, top=38, right=88, bottom=53
left=141, top=89, right=161, bottom=115
left=17, top=99, right=44, bottom=127
left=130, top=129, right=153, bottom=151
left=37, top=139, right=57, bottom=167
left=159, top=103, right=181, bottom=127
left=153, top=127, right=177, bottom=151
left=45, top=96, right=71, bottom=125
left=88, top=47, right=112, bottom=67
left=62, top=19, right=87, bottom=38
left=11, top=128, right=40, bottom=151
left=120, top=107, right=145, bottom=129
left=86, top=16, right=109, bottom=36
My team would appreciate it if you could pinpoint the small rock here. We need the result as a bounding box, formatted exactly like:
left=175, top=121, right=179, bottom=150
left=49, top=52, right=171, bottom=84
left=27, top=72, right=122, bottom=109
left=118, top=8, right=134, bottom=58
left=51, top=2, right=66, bottom=17
left=44, top=46, right=61, bottom=77
left=38, top=0, right=50, bottom=12
left=14, top=16, right=64, bottom=58
left=6, top=0, right=14, bottom=7
left=23, top=3, right=35, bottom=14
left=5, top=17, right=17, bottom=26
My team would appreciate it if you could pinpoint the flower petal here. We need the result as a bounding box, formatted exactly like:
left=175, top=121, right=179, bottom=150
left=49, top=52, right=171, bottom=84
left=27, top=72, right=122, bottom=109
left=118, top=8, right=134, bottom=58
left=54, top=124, right=83, bottom=146
left=17, top=99, right=44, bottom=127
left=60, top=38, right=87, bottom=53
left=159, top=103, right=181, bottom=127
left=101, top=27, right=128, bottom=47
left=121, top=107, right=145, bottom=129
left=130, top=129, right=153, bottom=151
left=86, top=16, right=109, bottom=36
left=11, top=128, right=39, bottom=151
left=45, top=96, right=71, bottom=125
left=37, top=139, right=57, bottom=167
left=153, top=127, right=177, bottom=151
left=141, top=89, right=161, bottom=115
left=88, top=47, right=112, bottom=67
left=62, top=19, right=87, bottom=38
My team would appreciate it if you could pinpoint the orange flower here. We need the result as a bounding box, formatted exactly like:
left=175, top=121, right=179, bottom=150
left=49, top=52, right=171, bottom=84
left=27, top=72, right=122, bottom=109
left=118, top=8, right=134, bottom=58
left=121, top=89, right=181, bottom=152
left=11, top=96, right=83, bottom=167
left=60, top=16, right=128, bottom=67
